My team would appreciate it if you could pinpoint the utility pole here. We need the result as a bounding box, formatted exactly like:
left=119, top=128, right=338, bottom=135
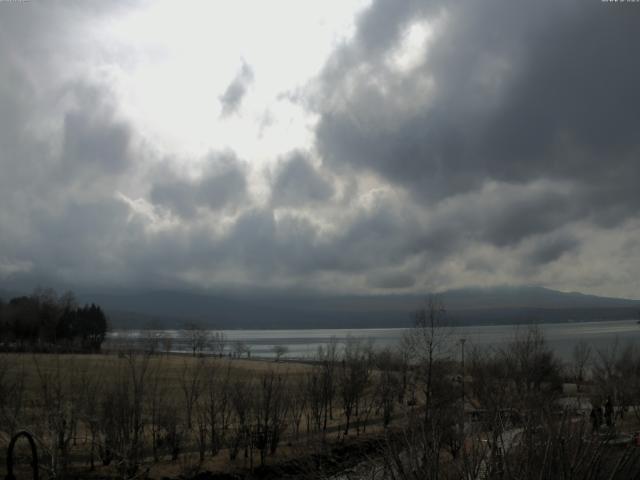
left=460, top=338, right=466, bottom=432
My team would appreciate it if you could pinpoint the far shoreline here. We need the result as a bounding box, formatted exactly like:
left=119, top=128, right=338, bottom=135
left=107, top=316, right=640, bottom=331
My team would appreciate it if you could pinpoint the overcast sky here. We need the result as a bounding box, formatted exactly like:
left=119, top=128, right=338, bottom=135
left=1, top=0, right=639, bottom=298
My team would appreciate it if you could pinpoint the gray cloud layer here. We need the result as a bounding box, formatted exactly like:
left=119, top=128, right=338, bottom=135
left=219, top=62, right=254, bottom=116
left=309, top=0, right=640, bottom=294
left=317, top=1, right=640, bottom=206
left=1, top=1, right=640, bottom=297
left=270, top=151, right=334, bottom=207
left=151, top=152, right=248, bottom=218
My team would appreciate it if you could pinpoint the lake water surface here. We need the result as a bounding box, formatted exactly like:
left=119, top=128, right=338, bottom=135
left=107, top=319, right=640, bottom=361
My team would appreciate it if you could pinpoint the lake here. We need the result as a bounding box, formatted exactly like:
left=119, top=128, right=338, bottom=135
left=106, top=319, right=640, bottom=362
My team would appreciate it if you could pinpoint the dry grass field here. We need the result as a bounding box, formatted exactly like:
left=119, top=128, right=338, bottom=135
left=5, top=327, right=640, bottom=479
left=5, top=352, right=311, bottom=391
left=10, top=326, right=634, bottom=480
left=0, top=349, right=399, bottom=479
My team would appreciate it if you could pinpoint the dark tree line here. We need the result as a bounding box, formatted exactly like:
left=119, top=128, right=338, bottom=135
left=0, top=288, right=107, bottom=352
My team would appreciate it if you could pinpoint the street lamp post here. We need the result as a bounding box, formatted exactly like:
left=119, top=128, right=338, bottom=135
left=460, top=338, right=466, bottom=431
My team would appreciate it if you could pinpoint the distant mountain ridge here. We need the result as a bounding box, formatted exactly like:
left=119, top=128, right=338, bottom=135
left=2, top=285, right=639, bottom=329
left=84, top=286, right=640, bottom=329
left=439, top=285, right=640, bottom=309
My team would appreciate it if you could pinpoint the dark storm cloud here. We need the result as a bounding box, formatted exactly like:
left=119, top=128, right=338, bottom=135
left=0, top=1, right=153, bottom=289
left=396, top=180, right=584, bottom=261
left=23, top=199, right=135, bottom=271
left=219, top=62, right=254, bottom=116
left=526, top=234, right=579, bottom=267
left=63, top=108, right=132, bottom=174
left=157, top=195, right=427, bottom=283
left=2, top=0, right=640, bottom=296
left=118, top=209, right=318, bottom=283
left=150, top=152, right=247, bottom=217
left=270, top=151, right=334, bottom=207
left=213, top=209, right=331, bottom=276
left=367, top=272, right=416, bottom=289
left=0, top=81, right=147, bottom=287
left=476, top=187, right=581, bottom=248
left=315, top=0, right=640, bottom=249
left=227, top=206, right=410, bottom=277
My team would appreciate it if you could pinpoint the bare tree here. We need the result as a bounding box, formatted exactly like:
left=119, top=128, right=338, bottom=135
left=592, top=341, right=640, bottom=423
left=232, top=340, right=247, bottom=359
left=338, top=336, right=371, bottom=435
left=403, top=296, right=451, bottom=427
left=142, top=330, right=160, bottom=354
left=211, top=331, right=227, bottom=357
left=305, top=368, right=324, bottom=434
left=0, top=354, right=27, bottom=437
left=272, top=344, right=289, bottom=362
left=382, top=327, right=606, bottom=480
left=97, top=352, right=152, bottom=476
left=147, top=356, right=167, bottom=463
left=380, top=405, right=640, bottom=480
left=253, top=370, right=289, bottom=465
left=317, top=337, right=338, bottom=426
left=185, top=322, right=210, bottom=357
left=385, top=296, right=459, bottom=478
left=288, top=375, right=307, bottom=440
left=195, top=396, right=208, bottom=465
left=180, top=357, right=205, bottom=429
left=78, top=361, right=103, bottom=470
left=571, top=339, right=592, bottom=382
left=204, top=360, right=232, bottom=456
left=395, top=345, right=411, bottom=404
left=503, top=326, right=562, bottom=414
left=374, top=349, right=401, bottom=429
left=229, top=378, right=253, bottom=462
left=158, top=401, right=182, bottom=461
left=32, top=355, right=78, bottom=478
left=161, top=335, right=173, bottom=355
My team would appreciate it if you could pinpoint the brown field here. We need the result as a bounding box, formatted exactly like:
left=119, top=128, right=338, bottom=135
left=0, top=350, right=398, bottom=479
left=4, top=326, right=640, bottom=479
left=5, top=352, right=311, bottom=390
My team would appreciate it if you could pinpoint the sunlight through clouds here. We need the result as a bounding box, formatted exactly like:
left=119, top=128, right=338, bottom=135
left=1, top=0, right=640, bottom=298
left=95, top=0, right=371, bottom=163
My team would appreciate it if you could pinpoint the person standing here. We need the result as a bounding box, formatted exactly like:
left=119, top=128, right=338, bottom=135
left=590, top=405, right=599, bottom=433
left=605, top=397, right=614, bottom=428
